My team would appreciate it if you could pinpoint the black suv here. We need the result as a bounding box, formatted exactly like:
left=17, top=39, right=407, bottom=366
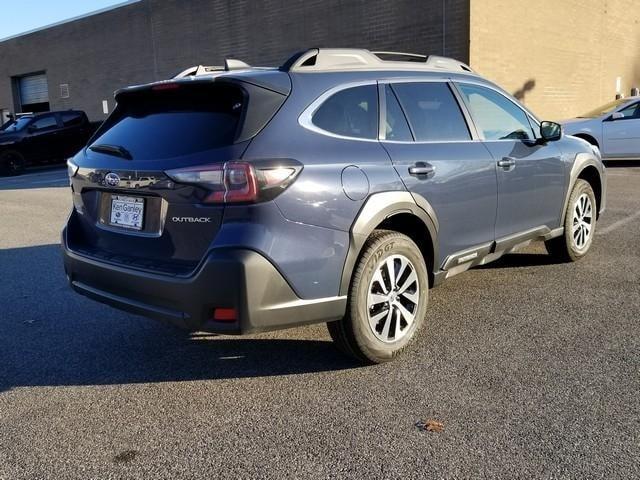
left=0, top=110, right=93, bottom=175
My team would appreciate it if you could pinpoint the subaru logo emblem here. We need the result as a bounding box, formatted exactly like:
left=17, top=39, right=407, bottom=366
left=105, top=172, right=120, bottom=187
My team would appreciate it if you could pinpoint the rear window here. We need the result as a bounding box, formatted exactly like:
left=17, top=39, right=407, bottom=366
left=90, top=84, right=245, bottom=160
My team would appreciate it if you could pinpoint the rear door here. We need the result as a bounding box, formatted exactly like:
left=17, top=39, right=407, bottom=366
left=22, top=113, right=61, bottom=162
left=455, top=82, right=565, bottom=238
left=602, top=101, right=640, bottom=158
left=380, top=80, right=498, bottom=267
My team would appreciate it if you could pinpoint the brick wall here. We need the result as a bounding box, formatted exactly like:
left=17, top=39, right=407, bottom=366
left=144, top=0, right=469, bottom=74
left=469, top=0, right=640, bottom=120
left=0, top=0, right=469, bottom=121
left=0, top=2, right=154, bottom=121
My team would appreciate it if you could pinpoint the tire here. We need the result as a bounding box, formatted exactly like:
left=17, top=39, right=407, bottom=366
left=545, top=179, right=597, bottom=262
left=327, top=230, right=429, bottom=364
left=0, top=150, right=26, bottom=176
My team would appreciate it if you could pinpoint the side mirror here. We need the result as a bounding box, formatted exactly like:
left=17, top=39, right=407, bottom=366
left=540, top=121, right=562, bottom=142
left=610, top=111, right=624, bottom=121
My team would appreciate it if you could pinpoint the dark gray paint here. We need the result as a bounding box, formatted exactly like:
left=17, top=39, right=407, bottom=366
left=62, top=59, right=606, bottom=334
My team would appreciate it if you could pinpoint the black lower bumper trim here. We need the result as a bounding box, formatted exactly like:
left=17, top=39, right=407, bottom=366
left=62, top=229, right=346, bottom=334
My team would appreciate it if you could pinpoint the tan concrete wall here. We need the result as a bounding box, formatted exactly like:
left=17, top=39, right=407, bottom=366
left=469, top=0, right=640, bottom=120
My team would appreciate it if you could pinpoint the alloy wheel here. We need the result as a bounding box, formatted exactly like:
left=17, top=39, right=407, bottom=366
left=572, top=193, right=593, bottom=250
left=367, top=254, right=420, bottom=343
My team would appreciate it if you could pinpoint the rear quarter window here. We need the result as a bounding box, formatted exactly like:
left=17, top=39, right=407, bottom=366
left=311, top=85, right=378, bottom=140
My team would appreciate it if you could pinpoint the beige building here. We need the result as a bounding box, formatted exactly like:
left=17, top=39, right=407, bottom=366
left=470, top=0, right=640, bottom=120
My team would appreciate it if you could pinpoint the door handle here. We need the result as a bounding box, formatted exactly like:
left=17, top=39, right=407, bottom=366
left=497, top=157, right=516, bottom=169
left=408, top=162, right=435, bottom=177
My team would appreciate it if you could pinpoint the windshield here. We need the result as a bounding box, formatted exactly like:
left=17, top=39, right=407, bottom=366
left=578, top=98, right=631, bottom=118
left=1, top=117, right=32, bottom=132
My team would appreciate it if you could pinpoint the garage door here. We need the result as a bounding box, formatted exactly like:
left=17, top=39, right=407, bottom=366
left=19, top=74, right=49, bottom=106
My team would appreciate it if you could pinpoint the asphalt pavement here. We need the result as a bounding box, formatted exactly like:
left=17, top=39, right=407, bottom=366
left=0, top=164, right=638, bottom=479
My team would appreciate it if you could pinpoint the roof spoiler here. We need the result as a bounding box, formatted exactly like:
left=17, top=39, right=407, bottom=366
left=173, top=58, right=252, bottom=78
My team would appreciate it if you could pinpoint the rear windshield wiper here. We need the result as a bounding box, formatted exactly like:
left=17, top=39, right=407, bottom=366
left=89, top=144, right=133, bottom=160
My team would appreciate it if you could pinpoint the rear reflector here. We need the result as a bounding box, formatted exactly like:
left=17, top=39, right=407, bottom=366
left=213, top=308, right=237, bottom=322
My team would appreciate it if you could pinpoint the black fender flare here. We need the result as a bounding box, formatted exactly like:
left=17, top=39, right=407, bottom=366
left=339, top=191, right=439, bottom=296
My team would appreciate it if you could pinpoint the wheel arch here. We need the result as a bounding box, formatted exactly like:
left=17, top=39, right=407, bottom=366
left=561, top=152, right=606, bottom=224
left=577, top=165, right=603, bottom=218
left=339, top=192, right=438, bottom=296
left=573, top=133, right=599, bottom=148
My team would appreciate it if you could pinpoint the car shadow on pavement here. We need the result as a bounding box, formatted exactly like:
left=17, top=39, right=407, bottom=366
left=0, top=244, right=358, bottom=393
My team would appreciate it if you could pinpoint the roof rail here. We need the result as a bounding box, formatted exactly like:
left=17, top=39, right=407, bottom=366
left=371, top=51, right=427, bottom=62
left=173, top=58, right=253, bottom=78
left=281, top=48, right=474, bottom=73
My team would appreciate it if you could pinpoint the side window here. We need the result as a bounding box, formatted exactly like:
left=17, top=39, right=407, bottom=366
left=61, top=112, right=83, bottom=127
left=312, top=85, right=378, bottom=139
left=30, top=115, right=58, bottom=131
left=618, top=102, right=640, bottom=119
left=384, top=85, right=413, bottom=141
left=391, top=82, right=471, bottom=142
left=458, top=83, right=534, bottom=141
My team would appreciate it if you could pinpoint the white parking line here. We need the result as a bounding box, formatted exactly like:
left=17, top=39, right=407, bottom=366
left=597, top=210, right=640, bottom=235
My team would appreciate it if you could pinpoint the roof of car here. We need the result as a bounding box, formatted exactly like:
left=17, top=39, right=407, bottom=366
left=115, top=49, right=479, bottom=100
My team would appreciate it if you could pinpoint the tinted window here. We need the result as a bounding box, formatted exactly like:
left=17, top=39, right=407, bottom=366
left=312, top=85, right=378, bottom=139
left=61, top=112, right=84, bottom=127
left=458, top=84, right=534, bottom=141
left=384, top=85, right=413, bottom=141
left=392, top=82, right=470, bottom=142
left=1, top=117, right=31, bottom=132
left=30, top=115, right=57, bottom=131
left=90, top=84, right=243, bottom=160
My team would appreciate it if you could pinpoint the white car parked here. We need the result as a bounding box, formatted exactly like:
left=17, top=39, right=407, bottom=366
left=562, top=97, right=640, bottom=160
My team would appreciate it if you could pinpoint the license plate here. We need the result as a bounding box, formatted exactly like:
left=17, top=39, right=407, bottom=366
left=110, top=195, right=144, bottom=230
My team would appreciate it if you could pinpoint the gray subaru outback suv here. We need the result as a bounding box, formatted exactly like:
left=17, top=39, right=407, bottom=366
left=63, top=49, right=606, bottom=363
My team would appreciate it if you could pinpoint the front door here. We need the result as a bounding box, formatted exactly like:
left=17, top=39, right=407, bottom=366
left=602, top=101, right=640, bottom=159
left=380, top=81, right=497, bottom=267
left=455, top=82, right=566, bottom=239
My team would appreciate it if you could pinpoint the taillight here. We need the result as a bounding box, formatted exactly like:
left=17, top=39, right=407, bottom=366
left=67, top=158, right=79, bottom=178
left=151, top=83, right=181, bottom=91
left=165, top=161, right=300, bottom=204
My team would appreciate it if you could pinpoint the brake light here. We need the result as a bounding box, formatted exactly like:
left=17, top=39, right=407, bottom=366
left=165, top=161, right=299, bottom=204
left=67, top=158, right=79, bottom=178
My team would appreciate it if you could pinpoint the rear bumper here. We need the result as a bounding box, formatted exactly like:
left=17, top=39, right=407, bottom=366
left=61, top=229, right=346, bottom=334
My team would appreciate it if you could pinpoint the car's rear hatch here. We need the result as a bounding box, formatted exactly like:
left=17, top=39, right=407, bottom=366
left=66, top=73, right=289, bottom=275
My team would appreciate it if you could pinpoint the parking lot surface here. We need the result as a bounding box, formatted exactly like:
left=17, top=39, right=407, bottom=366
left=0, top=165, right=638, bottom=479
